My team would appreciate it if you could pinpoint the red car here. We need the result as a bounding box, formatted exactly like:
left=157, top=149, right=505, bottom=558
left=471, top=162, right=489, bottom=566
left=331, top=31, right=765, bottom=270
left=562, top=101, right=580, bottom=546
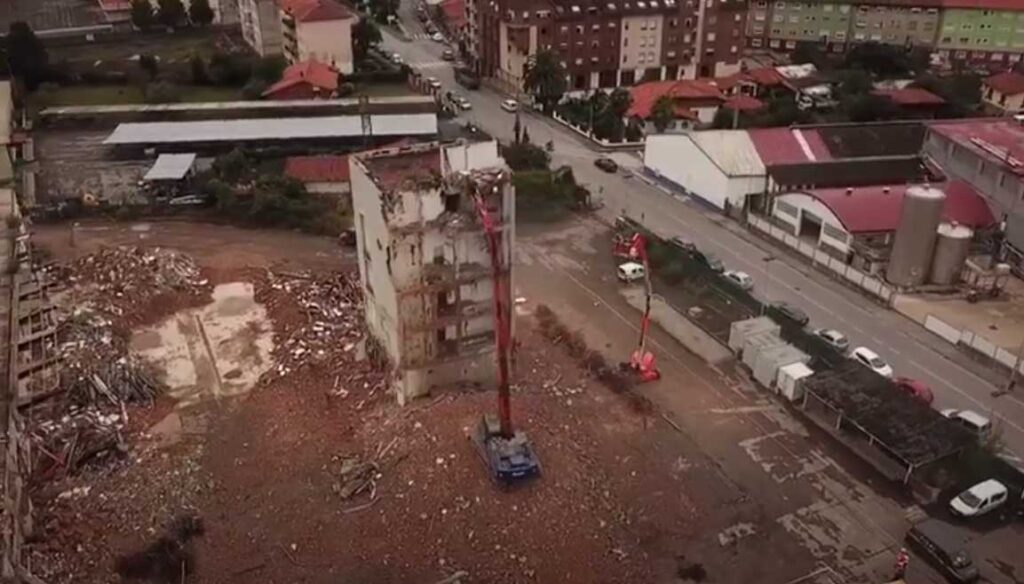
left=895, top=377, right=934, bottom=405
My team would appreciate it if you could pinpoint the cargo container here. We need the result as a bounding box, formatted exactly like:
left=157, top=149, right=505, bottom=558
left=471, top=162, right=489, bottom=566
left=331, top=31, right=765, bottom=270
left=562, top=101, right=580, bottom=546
left=741, top=331, right=785, bottom=370
left=776, top=362, right=814, bottom=402
left=728, top=316, right=781, bottom=353
left=753, top=345, right=809, bottom=389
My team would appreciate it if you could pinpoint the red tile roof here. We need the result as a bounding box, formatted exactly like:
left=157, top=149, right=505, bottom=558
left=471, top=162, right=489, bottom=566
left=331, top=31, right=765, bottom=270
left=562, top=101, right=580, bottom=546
left=627, top=79, right=722, bottom=118
left=279, top=0, right=354, bottom=22
left=723, top=95, right=766, bottom=112
left=285, top=155, right=351, bottom=183
left=98, top=0, right=131, bottom=10
left=748, top=127, right=832, bottom=165
left=803, top=181, right=995, bottom=234
left=872, top=88, right=945, bottom=106
left=263, top=59, right=340, bottom=98
left=984, top=71, right=1024, bottom=97
left=440, top=0, right=467, bottom=28
left=745, top=67, right=786, bottom=87
left=929, top=118, right=1024, bottom=176
left=712, top=72, right=747, bottom=92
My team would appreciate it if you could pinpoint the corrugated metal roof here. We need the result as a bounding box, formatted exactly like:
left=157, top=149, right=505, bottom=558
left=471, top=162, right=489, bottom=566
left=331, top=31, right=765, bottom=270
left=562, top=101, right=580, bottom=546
left=40, top=95, right=436, bottom=116
left=688, top=130, right=764, bottom=177
left=103, top=113, right=438, bottom=145
left=144, top=153, right=197, bottom=181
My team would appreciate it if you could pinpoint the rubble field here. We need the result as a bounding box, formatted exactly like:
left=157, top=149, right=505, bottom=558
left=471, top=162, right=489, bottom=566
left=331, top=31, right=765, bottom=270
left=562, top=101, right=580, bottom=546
left=26, top=223, right=708, bottom=583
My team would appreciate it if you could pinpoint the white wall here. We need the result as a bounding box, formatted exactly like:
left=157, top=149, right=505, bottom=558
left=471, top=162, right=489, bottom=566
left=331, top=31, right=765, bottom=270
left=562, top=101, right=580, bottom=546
left=297, top=18, right=355, bottom=74
left=644, top=134, right=763, bottom=210
left=774, top=192, right=851, bottom=253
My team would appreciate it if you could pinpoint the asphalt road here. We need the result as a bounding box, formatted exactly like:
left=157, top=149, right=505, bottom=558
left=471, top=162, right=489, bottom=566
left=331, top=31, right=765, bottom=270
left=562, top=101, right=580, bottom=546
left=380, top=19, right=1024, bottom=464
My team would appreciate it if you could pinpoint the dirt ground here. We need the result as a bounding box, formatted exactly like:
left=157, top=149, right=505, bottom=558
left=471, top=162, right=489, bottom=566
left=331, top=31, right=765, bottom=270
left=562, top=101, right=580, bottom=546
left=28, top=220, right=710, bottom=584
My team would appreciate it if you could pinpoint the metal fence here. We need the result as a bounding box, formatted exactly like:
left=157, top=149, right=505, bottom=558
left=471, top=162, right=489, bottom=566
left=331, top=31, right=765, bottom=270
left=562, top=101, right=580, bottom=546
left=747, top=214, right=896, bottom=306
left=924, top=314, right=1024, bottom=375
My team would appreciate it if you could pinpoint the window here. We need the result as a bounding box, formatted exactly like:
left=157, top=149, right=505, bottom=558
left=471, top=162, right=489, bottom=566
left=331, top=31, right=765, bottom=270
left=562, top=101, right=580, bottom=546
left=752, top=37, right=764, bottom=47
left=591, top=23, right=600, bottom=31
left=785, top=39, right=796, bottom=48
left=775, top=1, right=785, bottom=7
left=667, top=49, right=677, bottom=57
left=561, top=25, right=569, bottom=33
left=823, top=4, right=832, bottom=11
left=839, top=5, right=849, bottom=13
left=789, top=15, right=799, bottom=23
left=769, top=38, right=780, bottom=47
left=669, top=17, right=678, bottom=26
left=735, top=13, right=741, bottom=21
left=575, top=25, right=584, bottom=33
left=608, top=21, right=616, bottom=28
left=640, top=20, right=647, bottom=30
left=753, top=24, right=764, bottom=34
left=755, top=12, right=765, bottom=21
left=707, top=32, right=716, bottom=41
left=730, top=44, right=738, bottom=53
left=649, top=19, right=657, bottom=29
left=773, top=13, right=784, bottom=22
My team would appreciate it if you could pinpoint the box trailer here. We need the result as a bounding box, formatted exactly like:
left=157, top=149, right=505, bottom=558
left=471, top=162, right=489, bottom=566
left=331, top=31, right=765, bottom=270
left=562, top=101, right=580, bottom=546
left=776, top=361, right=814, bottom=401
left=753, top=345, right=809, bottom=389
left=741, top=330, right=785, bottom=370
left=728, top=316, right=781, bottom=353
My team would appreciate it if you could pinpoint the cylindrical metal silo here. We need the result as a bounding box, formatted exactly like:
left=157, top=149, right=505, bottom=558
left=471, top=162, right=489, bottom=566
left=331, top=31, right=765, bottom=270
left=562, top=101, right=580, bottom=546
left=929, top=222, right=973, bottom=285
left=887, top=186, right=946, bottom=287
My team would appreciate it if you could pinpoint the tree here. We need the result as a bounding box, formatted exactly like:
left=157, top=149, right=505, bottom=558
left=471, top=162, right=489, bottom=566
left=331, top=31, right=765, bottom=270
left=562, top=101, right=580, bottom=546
left=843, top=42, right=915, bottom=77
left=650, top=95, right=675, bottom=133
left=6, top=22, right=48, bottom=91
left=188, top=0, right=215, bottom=25
left=208, top=52, right=253, bottom=86
left=513, top=114, right=521, bottom=144
left=523, top=49, right=567, bottom=114
left=913, top=73, right=981, bottom=118
left=253, top=55, right=287, bottom=82
left=213, top=148, right=251, bottom=183
left=144, top=81, right=182, bottom=103
left=521, top=125, right=530, bottom=145
left=138, top=54, right=159, bottom=80
left=190, top=54, right=209, bottom=84
left=834, top=69, right=872, bottom=97
left=352, top=19, right=382, bottom=62
left=501, top=142, right=549, bottom=171
left=844, top=93, right=898, bottom=122
left=157, top=0, right=186, bottom=28
left=130, top=0, right=156, bottom=30
left=608, top=87, right=632, bottom=118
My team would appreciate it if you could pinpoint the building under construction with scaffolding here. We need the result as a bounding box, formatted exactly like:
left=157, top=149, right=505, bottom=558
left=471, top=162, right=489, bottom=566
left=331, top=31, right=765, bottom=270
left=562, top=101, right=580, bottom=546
left=349, top=139, right=514, bottom=403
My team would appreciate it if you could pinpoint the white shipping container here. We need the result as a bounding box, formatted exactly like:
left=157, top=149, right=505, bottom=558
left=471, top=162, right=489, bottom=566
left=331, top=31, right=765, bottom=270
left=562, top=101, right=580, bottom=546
left=777, top=362, right=814, bottom=402
left=741, top=330, right=785, bottom=369
left=753, top=345, right=808, bottom=389
left=728, top=316, right=781, bottom=353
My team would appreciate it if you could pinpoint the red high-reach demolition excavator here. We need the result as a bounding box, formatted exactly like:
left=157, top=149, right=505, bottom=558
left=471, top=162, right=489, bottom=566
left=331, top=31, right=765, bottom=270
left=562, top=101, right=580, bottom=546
left=613, top=227, right=661, bottom=382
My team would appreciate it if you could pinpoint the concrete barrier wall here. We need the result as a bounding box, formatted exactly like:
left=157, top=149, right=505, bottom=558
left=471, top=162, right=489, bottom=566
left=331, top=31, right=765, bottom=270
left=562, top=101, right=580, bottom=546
left=923, top=314, right=1024, bottom=375
left=748, top=214, right=895, bottom=305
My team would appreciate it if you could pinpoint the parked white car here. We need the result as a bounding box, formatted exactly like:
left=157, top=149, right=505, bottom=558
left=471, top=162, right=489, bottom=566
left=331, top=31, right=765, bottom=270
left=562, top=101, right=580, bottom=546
left=390, top=52, right=404, bottom=64
left=850, top=346, right=893, bottom=378
left=950, top=479, right=1008, bottom=517
left=426, top=77, right=442, bottom=90
left=941, top=409, right=993, bottom=440
left=617, top=262, right=645, bottom=283
left=723, top=270, right=754, bottom=290
left=813, top=328, right=849, bottom=352
left=431, top=31, right=444, bottom=42
left=500, top=99, right=518, bottom=112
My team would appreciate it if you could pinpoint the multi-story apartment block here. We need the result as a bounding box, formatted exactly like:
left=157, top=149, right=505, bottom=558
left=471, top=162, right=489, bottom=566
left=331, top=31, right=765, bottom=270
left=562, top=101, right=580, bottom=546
left=237, top=0, right=355, bottom=73
left=935, top=2, right=1024, bottom=67
left=238, top=0, right=284, bottom=56
left=475, top=0, right=743, bottom=91
left=746, top=0, right=1024, bottom=68
left=280, top=0, right=356, bottom=74
left=350, top=140, right=514, bottom=403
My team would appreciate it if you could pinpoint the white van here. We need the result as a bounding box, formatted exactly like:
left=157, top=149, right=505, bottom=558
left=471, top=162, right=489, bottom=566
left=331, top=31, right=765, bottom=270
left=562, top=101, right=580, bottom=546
left=941, top=409, right=992, bottom=441
left=949, top=479, right=1008, bottom=517
left=617, top=262, right=645, bottom=283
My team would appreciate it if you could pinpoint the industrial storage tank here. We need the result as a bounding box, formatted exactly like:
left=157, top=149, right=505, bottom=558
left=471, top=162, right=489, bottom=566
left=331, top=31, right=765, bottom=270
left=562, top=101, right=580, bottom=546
left=929, top=222, right=973, bottom=285
left=887, top=186, right=946, bottom=287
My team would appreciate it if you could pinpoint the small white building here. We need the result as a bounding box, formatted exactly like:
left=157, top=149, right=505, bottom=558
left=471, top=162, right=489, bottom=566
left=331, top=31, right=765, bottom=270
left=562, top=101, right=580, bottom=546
left=643, top=130, right=766, bottom=212
left=350, top=140, right=514, bottom=403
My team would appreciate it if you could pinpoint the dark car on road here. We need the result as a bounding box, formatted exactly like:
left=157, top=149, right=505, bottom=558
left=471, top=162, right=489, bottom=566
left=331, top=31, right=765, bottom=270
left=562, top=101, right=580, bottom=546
left=905, top=520, right=979, bottom=583
left=442, top=49, right=455, bottom=61
left=693, top=250, right=724, bottom=273
left=594, top=157, right=618, bottom=173
left=668, top=236, right=697, bottom=254
left=769, top=302, right=810, bottom=327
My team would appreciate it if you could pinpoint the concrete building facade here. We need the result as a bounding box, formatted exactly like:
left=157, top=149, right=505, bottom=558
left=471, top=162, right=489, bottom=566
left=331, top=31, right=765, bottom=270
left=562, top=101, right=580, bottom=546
left=474, top=0, right=742, bottom=91
left=350, top=140, right=514, bottom=403
left=238, top=0, right=284, bottom=56
left=280, top=0, right=356, bottom=74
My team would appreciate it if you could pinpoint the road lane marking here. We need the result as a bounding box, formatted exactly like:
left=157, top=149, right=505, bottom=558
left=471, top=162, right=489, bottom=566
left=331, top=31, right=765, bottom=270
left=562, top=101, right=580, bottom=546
left=906, top=358, right=1024, bottom=439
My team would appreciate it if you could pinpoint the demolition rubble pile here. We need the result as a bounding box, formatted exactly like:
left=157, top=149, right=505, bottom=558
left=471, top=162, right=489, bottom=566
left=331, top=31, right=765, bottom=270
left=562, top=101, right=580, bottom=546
left=255, top=269, right=385, bottom=391
left=28, top=247, right=212, bottom=483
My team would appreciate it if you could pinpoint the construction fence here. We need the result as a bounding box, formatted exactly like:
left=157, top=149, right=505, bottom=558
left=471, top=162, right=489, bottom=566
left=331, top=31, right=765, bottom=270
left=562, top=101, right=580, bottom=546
left=922, top=314, right=1024, bottom=376
left=747, top=214, right=896, bottom=306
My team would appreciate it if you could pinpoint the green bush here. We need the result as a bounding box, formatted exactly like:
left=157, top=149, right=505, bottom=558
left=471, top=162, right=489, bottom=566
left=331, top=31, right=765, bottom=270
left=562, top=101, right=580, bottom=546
left=501, top=142, right=550, bottom=172
left=144, top=81, right=181, bottom=103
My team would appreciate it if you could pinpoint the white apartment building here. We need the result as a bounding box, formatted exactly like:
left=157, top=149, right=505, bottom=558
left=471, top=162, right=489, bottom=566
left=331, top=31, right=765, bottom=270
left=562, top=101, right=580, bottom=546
left=237, top=0, right=284, bottom=56
left=280, top=0, right=356, bottom=74
left=350, top=140, right=514, bottom=403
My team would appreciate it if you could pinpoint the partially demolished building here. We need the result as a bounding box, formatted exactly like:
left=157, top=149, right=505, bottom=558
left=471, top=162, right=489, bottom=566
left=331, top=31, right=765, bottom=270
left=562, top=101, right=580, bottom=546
left=350, top=140, right=514, bottom=403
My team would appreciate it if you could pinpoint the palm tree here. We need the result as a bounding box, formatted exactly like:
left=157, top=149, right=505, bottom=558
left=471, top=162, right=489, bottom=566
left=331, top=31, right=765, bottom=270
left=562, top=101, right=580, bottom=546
left=523, top=49, right=567, bottom=114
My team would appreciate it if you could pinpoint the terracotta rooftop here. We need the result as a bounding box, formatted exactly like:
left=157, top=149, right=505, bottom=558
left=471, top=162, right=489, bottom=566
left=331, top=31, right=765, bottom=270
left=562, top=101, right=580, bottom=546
left=627, top=79, right=722, bottom=118
left=263, top=59, right=340, bottom=98
left=279, top=0, right=354, bottom=22
left=872, top=88, right=945, bottom=107
left=929, top=119, right=1024, bottom=176
left=285, top=155, right=350, bottom=183
left=722, top=95, right=766, bottom=112
left=748, top=127, right=832, bottom=165
left=801, top=180, right=995, bottom=234
left=984, top=71, right=1024, bottom=97
left=360, top=147, right=442, bottom=191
